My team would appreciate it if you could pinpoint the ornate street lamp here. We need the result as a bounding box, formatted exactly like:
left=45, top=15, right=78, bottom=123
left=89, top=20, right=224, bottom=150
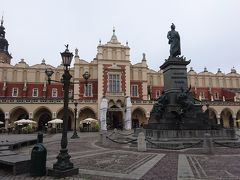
left=45, top=68, right=54, bottom=84
left=46, top=45, right=78, bottom=177
left=71, top=101, right=79, bottom=139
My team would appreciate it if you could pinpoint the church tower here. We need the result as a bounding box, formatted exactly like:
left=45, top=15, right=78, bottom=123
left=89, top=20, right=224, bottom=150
left=0, top=16, right=12, bottom=64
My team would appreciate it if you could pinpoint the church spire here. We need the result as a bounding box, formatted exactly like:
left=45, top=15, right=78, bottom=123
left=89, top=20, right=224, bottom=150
left=109, top=26, right=119, bottom=44
left=113, top=26, right=115, bottom=35
left=1, top=16, right=3, bottom=27
left=0, top=16, right=12, bottom=64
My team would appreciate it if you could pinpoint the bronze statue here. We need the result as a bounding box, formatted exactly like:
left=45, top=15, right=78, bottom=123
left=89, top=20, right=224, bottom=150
left=167, top=23, right=181, bottom=57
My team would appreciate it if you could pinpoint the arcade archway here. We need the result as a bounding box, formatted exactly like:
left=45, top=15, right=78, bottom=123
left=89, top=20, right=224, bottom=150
left=57, top=108, right=74, bottom=130
left=236, top=111, right=240, bottom=128
left=0, top=110, right=4, bottom=128
left=132, top=108, right=147, bottom=128
left=208, top=108, right=218, bottom=125
left=220, top=108, right=234, bottom=128
left=10, top=107, right=29, bottom=123
left=79, top=107, right=96, bottom=122
left=34, top=107, right=52, bottom=131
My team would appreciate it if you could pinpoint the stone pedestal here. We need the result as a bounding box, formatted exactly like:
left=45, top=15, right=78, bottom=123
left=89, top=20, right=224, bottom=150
left=160, top=57, right=190, bottom=93
left=137, top=132, right=146, bottom=152
left=99, top=130, right=107, bottom=145
left=47, top=167, right=79, bottom=178
left=112, top=128, right=118, bottom=139
left=203, top=133, right=214, bottom=154
left=146, top=56, right=219, bottom=130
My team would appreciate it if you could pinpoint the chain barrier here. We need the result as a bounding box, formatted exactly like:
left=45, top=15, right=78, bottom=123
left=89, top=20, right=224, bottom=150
left=212, top=140, right=240, bottom=148
left=107, top=131, right=115, bottom=137
left=145, top=137, right=174, bottom=142
left=116, top=131, right=134, bottom=136
left=106, top=130, right=240, bottom=149
left=145, top=138, right=203, bottom=150
left=106, top=136, right=137, bottom=144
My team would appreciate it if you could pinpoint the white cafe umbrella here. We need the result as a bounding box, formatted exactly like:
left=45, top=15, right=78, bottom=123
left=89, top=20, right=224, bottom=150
left=80, top=118, right=98, bottom=124
left=14, top=119, right=36, bottom=124
left=48, top=119, right=63, bottom=124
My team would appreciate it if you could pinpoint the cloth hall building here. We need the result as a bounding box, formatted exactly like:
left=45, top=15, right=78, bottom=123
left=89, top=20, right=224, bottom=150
left=0, top=20, right=240, bottom=131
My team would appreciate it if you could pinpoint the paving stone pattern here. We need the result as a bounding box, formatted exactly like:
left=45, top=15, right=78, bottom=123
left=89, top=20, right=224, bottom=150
left=188, top=155, right=240, bottom=179
left=1, top=131, right=240, bottom=179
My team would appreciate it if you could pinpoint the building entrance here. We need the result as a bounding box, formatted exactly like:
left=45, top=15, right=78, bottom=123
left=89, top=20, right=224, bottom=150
left=38, top=114, right=51, bottom=131
left=107, top=106, right=123, bottom=130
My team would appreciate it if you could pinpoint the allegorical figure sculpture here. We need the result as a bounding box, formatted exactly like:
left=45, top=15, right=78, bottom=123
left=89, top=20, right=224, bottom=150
left=167, top=23, right=181, bottom=57
left=100, top=96, right=108, bottom=131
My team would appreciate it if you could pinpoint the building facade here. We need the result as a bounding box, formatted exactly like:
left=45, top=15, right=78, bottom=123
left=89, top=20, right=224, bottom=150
left=0, top=20, right=240, bottom=131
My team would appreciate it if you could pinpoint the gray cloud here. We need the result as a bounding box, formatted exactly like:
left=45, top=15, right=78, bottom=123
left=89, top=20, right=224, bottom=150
left=1, top=0, right=240, bottom=73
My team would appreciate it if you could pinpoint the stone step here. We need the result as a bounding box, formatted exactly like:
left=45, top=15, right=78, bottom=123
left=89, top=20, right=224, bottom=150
left=0, top=150, right=16, bottom=157
left=0, top=146, right=10, bottom=151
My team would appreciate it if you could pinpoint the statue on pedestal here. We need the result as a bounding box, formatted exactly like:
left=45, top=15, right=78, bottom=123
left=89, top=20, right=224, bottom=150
left=167, top=23, right=181, bottom=57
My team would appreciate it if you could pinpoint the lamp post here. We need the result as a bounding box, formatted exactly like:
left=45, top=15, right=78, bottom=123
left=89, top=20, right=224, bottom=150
left=71, top=101, right=79, bottom=139
left=46, top=45, right=78, bottom=177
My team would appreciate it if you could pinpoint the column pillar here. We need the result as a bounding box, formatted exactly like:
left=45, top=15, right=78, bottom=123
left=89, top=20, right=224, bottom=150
left=233, top=116, right=237, bottom=128
left=5, top=119, right=9, bottom=130
left=217, top=114, right=221, bottom=125
left=4, top=112, right=9, bottom=130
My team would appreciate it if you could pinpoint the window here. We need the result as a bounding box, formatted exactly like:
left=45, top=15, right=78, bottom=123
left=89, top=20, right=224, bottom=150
left=12, top=88, right=18, bottom=97
left=156, top=90, right=161, bottom=98
left=214, top=92, right=219, bottom=100
left=32, top=88, right=38, bottom=97
left=84, top=84, right=92, bottom=97
left=131, top=85, right=138, bottom=97
left=52, top=88, right=58, bottom=97
left=108, top=73, right=120, bottom=93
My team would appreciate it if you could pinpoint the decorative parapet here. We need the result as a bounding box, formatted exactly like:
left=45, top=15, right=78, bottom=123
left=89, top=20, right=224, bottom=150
left=131, top=99, right=240, bottom=106
left=0, top=97, right=97, bottom=104
left=131, top=100, right=155, bottom=104
left=200, top=100, right=240, bottom=106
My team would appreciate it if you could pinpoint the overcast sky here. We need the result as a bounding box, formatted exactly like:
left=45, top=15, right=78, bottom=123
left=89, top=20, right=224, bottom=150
left=1, top=0, right=240, bottom=73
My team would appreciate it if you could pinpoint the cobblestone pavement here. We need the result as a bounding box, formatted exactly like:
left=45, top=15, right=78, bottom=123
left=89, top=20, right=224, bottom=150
left=1, top=131, right=240, bottom=180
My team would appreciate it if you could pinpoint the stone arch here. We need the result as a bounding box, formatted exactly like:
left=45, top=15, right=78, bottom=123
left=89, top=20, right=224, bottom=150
left=79, top=106, right=97, bottom=117
left=220, top=108, right=234, bottom=128
left=132, top=107, right=147, bottom=128
left=236, top=110, right=240, bottom=128
left=57, top=107, right=74, bottom=130
left=9, top=107, right=29, bottom=123
left=208, top=107, right=218, bottom=124
left=33, top=107, right=52, bottom=131
left=79, top=107, right=96, bottom=121
left=78, top=107, right=97, bottom=131
left=108, top=99, right=115, bottom=107
left=116, top=99, right=123, bottom=107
